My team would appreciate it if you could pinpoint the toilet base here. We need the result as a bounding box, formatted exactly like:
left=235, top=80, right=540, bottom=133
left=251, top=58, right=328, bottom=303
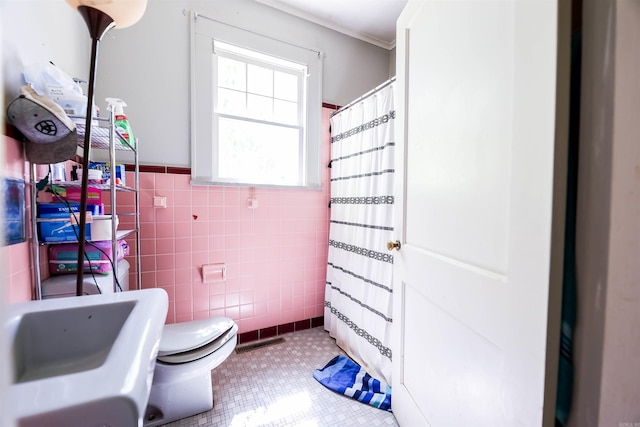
left=144, top=369, right=213, bottom=427
left=143, top=330, right=237, bottom=427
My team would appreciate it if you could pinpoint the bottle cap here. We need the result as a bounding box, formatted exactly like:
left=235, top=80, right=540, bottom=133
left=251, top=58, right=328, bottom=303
left=105, top=98, right=127, bottom=115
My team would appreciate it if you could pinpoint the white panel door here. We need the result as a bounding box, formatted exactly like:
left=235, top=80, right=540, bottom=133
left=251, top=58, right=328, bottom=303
left=392, top=1, right=569, bottom=426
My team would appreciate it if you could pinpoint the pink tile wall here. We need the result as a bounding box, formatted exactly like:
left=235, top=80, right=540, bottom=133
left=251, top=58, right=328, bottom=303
left=1, top=135, right=35, bottom=303
left=2, top=107, right=333, bottom=333
left=116, top=108, right=333, bottom=333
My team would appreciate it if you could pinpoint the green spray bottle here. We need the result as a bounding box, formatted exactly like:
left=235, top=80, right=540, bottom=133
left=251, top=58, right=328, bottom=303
left=105, top=98, right=135, bottom=149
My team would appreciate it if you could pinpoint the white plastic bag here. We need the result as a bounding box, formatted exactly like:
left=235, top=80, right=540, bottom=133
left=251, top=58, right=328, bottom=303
left=23, top=61, right=87, bottom=117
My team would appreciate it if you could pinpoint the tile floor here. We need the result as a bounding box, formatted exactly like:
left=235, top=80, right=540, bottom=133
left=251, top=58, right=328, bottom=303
left=164, top=327, right=400, bottom=427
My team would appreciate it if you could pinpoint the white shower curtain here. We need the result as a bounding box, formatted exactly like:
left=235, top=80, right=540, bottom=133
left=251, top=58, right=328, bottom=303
left=325, top=81, right=395, bottom=384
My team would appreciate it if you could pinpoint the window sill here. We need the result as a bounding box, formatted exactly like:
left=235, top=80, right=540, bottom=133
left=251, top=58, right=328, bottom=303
left=189, top=179, right=323, bottom=191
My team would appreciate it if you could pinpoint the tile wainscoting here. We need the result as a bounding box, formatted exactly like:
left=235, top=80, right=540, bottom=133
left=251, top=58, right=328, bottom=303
left=3, top=107, right=335, bottom=339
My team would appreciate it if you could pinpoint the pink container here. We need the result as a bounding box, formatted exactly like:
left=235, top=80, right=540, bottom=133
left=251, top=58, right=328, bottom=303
left=52, top=185, right=102, bottom=205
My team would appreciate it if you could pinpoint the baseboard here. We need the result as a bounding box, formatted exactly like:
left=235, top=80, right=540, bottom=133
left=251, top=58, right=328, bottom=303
left=238, top=316, right=324, bottom=345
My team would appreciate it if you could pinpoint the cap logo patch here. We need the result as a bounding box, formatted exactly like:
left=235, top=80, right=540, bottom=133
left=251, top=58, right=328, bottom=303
left=35, top=120, right=58, bottom=137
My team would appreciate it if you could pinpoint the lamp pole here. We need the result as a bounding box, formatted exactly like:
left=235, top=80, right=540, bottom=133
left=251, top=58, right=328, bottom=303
left=74, top=6, right=114, bottom=297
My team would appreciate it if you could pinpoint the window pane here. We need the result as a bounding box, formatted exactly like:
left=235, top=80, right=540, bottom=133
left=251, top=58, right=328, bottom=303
left=274, top=99, right=298, bottom=125
left=216, top=41, right=307, bottom=72
left=218, top=56, right=246, bottom=91
left=274, top=71, right=298, bottom=102
left=247, top=64, right=273, bottom=97
left=218, top=117, right=300, bottom=185
left=247, top=94, right=273, bottom=121
left=217, top=88, right=246, bottom=116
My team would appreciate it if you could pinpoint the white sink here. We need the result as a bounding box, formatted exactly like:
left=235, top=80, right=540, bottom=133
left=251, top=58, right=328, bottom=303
left=6, top=288, right=168, bottom=427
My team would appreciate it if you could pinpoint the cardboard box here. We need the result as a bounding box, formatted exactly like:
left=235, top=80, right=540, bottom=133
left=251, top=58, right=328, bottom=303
left=51, top=185, right=102, bottom=205
left=89, top=162, right=126, bottom=186
left=37, top=202, right=100, bottom=243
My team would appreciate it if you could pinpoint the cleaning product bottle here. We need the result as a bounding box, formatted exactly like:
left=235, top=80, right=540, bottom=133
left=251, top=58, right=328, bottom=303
left=105, top=98, right=135, bottom=149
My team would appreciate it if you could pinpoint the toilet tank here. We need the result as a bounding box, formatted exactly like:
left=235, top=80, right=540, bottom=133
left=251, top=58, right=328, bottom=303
left=41, top=259, right=130, bottom=299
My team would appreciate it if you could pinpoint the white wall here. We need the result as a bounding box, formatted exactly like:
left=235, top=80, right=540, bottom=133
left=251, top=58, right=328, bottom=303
left=1, top=0, right=391, bottom=167
left=1, top=0, right=88, bottom=106
left=95, top=0, right=392, bottom=167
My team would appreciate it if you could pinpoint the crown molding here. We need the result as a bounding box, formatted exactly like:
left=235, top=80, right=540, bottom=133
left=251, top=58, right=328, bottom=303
left=254, top=0, right=396, bottom=50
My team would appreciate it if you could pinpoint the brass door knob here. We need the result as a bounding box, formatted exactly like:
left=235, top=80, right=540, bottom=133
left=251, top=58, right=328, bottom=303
left=387, top=240, right=401, bottom=251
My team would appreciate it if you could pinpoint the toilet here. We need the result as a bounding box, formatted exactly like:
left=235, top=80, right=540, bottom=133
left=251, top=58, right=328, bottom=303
left=144, top=316, right=238, bottom=426
left=41, top=259, right=130, bottom=298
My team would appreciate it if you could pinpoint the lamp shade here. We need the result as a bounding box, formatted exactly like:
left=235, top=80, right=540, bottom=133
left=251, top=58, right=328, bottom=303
left=66, top=0, right=148, bottom=28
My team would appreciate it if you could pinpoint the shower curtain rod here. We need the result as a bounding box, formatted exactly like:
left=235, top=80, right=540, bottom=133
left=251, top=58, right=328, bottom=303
left=184, top=9, right=323, bottom=57
left=331, top=76, right=396, bottom=117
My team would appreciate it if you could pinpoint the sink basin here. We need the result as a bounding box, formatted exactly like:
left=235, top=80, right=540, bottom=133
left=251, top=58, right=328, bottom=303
left=13, top=301, right=135, bottom=383
left=6, top=288, right=168, bottom=427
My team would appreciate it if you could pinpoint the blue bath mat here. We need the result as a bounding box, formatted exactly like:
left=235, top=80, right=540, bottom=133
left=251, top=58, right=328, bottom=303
left=313, top=355, right=392, bottom=411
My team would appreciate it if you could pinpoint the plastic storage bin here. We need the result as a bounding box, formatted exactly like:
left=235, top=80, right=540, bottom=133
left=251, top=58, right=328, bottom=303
left=41, top=259, right=130, bottom=298
left=48, top=239, right=129, bottom=275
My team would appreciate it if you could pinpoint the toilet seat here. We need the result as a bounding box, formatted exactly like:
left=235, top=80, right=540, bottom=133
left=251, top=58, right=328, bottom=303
left=157, top=317, right=237, bottom=364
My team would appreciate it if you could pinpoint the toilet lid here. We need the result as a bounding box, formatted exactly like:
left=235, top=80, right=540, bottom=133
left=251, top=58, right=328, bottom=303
left=158, top=316, right=236, bottom=356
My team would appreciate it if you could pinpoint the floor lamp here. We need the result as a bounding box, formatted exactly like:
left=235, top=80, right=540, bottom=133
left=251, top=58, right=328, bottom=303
left=65, top=0, right=147, bottom=297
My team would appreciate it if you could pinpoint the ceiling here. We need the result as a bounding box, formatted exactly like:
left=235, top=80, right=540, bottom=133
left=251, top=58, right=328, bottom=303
left=254, top=0, right=408, bottom=50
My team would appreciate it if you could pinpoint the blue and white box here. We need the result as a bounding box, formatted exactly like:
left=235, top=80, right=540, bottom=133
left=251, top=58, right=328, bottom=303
left=38, top=202, right=100, bottom=243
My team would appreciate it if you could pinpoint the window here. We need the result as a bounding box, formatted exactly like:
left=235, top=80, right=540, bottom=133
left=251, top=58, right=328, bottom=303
left=214, top=42, right=306, bottom=186
left=190, top=16, right=323, bottom=188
